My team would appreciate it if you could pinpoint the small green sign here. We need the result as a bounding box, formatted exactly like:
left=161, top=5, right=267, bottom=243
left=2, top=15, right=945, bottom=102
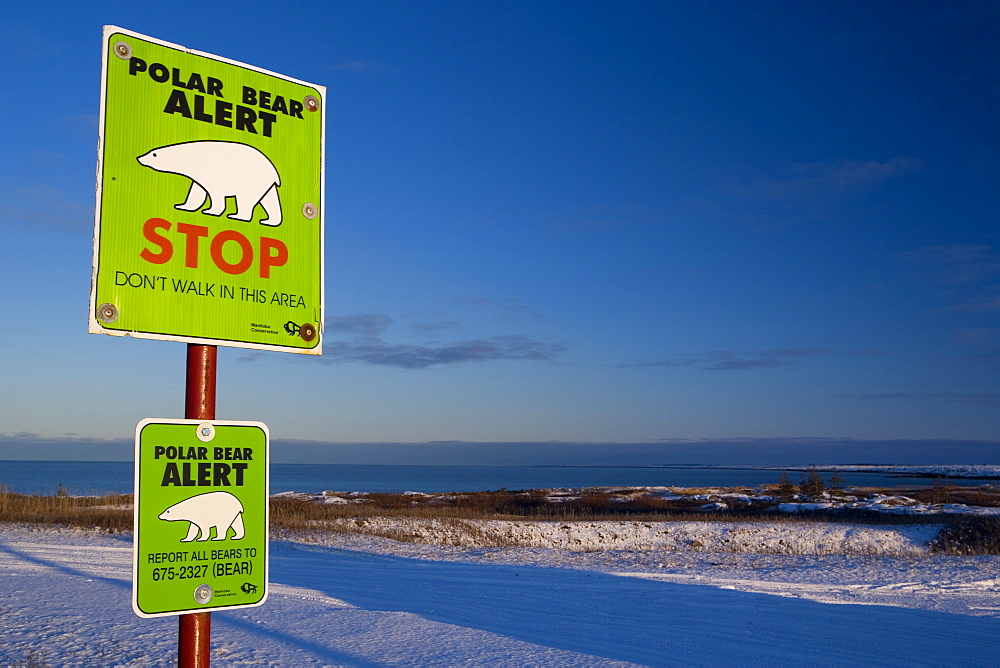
left=133, top=419, right=269, bottom=618
left=91, top=26, right=324, bottom=354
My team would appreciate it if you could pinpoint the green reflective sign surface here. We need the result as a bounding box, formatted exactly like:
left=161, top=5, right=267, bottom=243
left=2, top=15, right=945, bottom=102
left=91, top=27, right=324, bottom=353
left=133, top=419, right=269, bottom=618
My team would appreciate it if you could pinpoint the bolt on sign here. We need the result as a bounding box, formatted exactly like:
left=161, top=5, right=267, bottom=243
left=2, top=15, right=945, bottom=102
left=133, top=419, right=269, bottom=618
left=90, top=26, right=325, bottom=354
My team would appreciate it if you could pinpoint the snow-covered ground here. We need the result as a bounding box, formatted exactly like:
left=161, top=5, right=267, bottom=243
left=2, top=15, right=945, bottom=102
left=3, top=520, right=1000, bottom=666
left=319, top=516, right=945, bottom=555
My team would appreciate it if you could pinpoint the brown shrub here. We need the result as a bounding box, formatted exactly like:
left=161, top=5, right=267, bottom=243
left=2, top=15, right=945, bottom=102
left=910, top=485, right=1000, bottom=508
left=929, top=517, right=1000, bottom=555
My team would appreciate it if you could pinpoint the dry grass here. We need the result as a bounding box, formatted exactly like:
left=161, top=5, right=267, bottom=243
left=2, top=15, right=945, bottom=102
left=268, top=489, right=712, bottom=529
left=0, top=488, right=132, bottom=533
left=0, top=485, right=992, bottom=547
left=268, top=488, right=957, bottom=528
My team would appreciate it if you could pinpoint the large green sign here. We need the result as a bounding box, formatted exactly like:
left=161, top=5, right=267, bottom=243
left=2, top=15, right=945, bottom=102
left=90, top=27, right=325, bottom=354
left=133, top=419, right=269, bottom=618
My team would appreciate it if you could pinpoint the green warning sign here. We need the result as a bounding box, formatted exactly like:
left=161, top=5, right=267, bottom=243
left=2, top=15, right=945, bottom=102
left=133, top=419, right=269, bottom=618
left=90, top=26, right=325, bottom=354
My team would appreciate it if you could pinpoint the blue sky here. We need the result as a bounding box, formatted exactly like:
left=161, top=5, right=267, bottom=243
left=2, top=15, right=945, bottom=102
left=1, top=2, right=998, bottom=462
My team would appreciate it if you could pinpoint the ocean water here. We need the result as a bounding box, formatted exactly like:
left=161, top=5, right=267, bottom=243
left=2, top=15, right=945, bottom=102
left=0, top=460, right=987, bottom=496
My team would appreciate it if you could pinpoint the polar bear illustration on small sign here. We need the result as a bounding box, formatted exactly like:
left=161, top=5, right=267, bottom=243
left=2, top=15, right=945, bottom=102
left=158, top=491, right=246, bottom=542
left=137, top=141, right=282, bottom=226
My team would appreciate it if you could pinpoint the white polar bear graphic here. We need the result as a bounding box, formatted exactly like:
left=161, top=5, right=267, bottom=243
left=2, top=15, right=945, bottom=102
left=137, top=141, right=282, bottom=226
left=158, top=491, right=246, bottom=542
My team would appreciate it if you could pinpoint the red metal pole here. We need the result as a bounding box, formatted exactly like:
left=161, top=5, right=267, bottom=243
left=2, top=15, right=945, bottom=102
left=185, top=344, right=217, bottom=422
left=180, top=343, right=216, bottom=667
left=178, top=613, right=211, bottom=668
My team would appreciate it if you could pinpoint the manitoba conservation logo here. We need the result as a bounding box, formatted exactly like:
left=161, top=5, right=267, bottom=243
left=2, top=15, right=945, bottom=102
left=284, top=320, right=317, bottom=341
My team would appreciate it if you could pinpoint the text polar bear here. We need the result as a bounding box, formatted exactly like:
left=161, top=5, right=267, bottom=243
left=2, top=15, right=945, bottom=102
left=137, top=141, right=283, bottom=226
left=158, top=490, right=246, bottom=542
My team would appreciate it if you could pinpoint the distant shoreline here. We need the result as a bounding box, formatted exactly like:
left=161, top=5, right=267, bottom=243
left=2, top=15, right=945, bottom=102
left=562, top=464, right=1000, bottom=480
left=3, top=460, right=999, bottom=480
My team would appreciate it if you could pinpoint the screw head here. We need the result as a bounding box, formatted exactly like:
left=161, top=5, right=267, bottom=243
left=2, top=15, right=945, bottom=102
left=196, top=423, right=216, bottom=442
left=299, top=323, right=317, bottom=342
left=304, top=95, right=320, bottom=112
left=97, top=303, right=118, bottom=324
left=113, top=41, right=132, bottom=60
left=194, top=584, right=213, bottom=605
left=302, top=202, right=318, bottom=220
